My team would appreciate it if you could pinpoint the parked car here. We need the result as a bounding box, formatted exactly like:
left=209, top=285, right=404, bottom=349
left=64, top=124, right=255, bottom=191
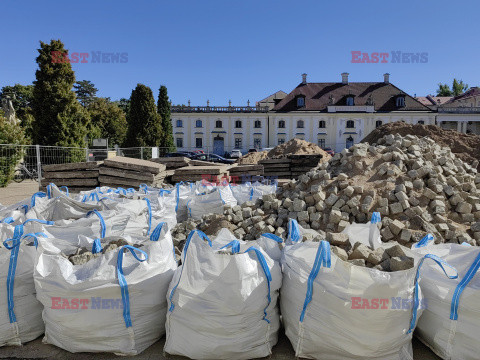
left=322, top=147, right=335, bottom=156
left=230, top=149, right=242, bottom=158
left=165, top=151, right=196, bottom=158
left=248, top=148, right=258, bottom=153
left=192, top=153, right=236, bottom=164
left=261, top=147, right=273, bottom=152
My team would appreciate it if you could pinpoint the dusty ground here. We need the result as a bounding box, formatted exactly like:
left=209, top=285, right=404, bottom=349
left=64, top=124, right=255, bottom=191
left=0, top=330, right=439, bottom=359
left=0, top=180, right=39, bottom=206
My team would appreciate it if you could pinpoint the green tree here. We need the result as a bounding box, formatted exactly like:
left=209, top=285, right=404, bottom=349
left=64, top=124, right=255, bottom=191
left=74, top=80, right=98, bottom=107
left=436, top=79, right=469, bottom=97
left=32, top=40, right=91, bottom=151
left=157, top=85, right=175, bottom=151
left=0, top=84, right=35, bottom=139
left=0, top=112, right=27, bottom=186
left=124, top=84, right=162, bottom=147
left=114, top=98, right=130, bottom=115
left=88, top=97, right=127, bottom=146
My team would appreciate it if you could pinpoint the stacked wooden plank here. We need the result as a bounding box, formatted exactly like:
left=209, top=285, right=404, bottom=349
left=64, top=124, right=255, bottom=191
left=41, top=162, right=101, bottom=192
left=289, top=154, right=323, bottom=177
left=172, top=165, right=229, bottom=183
left=259, top=158, right=292, bottom=178
left=150, top=157, right=190, bottom=170
left=99, top=157, right=166, bottom=188
left=189, top=159, right=220, bottom=167
left=228, top=164, right=264, bottom=183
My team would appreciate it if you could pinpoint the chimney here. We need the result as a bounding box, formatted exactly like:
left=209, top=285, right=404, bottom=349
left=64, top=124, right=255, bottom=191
left=341, top=72, right=349, bottom=84
left=301, top=73, right=307, bottom=85
left=384, top=73, right=390, bottom=84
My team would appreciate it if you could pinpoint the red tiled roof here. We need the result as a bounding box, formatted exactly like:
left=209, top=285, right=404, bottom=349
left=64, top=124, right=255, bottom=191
left=273, top=82, right=432, bottom=112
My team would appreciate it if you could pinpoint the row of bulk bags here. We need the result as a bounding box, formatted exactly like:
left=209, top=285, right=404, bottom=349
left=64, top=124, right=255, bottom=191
left=34, top=222, right=177, bottom=355
left=411, top=239, right=480, bottom=360
left=164, top=229, right=283, bottom=359
left=0, top=219, right=53, bottom=346
left=186, top=186, right=237, bottom=220
left=282, top=219, right=457, bottom=360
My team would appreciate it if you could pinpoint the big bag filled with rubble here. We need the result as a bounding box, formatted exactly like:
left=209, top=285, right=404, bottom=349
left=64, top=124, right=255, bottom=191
left=34, top=222, right=177, bottom=355
left=411, top=239, right=480, bottom=360
left=164, top=229, right=282, bottom=359
left=281, top=220, right=457, bottom=360
left=186, top=186, right=237, bottom=220
left=0, top=220, right=51, bottom=346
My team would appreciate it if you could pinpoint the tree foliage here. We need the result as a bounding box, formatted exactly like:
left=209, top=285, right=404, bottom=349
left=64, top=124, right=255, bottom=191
left=74, top=80, right=98, bottom=107
left=124, top=84, right=162, bottom=147
left=0, top=112, right=27, bottom=186
left=0, top=84, right=35, bottom=139
left=157, top=85, right=175, bottom=151
left=436, top=79, right=469, bottom=97
left=32, top=40, right=93, bottom=149
left=88, top=97, right=127, bottom=146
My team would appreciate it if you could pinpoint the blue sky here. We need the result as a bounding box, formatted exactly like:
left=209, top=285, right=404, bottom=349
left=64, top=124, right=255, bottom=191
left=1, top=0, right=479, bottom=105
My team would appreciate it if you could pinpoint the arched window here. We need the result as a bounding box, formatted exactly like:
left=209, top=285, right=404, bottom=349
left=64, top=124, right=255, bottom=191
left=297, top=96, right=305, bottom=108
left=176, top=119, right=183, bottom=128
left=417, top=120, right=425, bottom=125
left=396, top=96, right=405, bottom=107
left=254, top=120, right=261, bottom=128
left=215, top=120, right=223, bottom=128
left=346, top=120, right=355, bottom=128
left=297, top=120, right=304, bottom=128
left=375, top=120, right=383, bottom=128
left=235, top=120, right=242, bottom=128
left=346, top=96, right=354, bottom=106
left=278, top=120, right=285, bottom=128
left=195, top=119, right=202, bottom=128
left=319, top=120, right=326, bottom=128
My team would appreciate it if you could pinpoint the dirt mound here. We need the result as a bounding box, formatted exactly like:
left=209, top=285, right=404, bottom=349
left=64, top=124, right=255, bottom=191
left=362, top=122, right=480, bottom=168
left=237, top=151, right=268, bottom=164
left=267, top=138, right=330, bottom=159
left=238, top=139, right=331, bottom=164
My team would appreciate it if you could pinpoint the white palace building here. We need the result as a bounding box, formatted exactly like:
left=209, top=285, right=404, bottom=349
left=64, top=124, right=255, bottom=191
left=171, top=73, right=479, bottom=155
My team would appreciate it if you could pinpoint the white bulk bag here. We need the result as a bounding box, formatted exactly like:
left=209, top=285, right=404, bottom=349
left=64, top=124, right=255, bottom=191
left=282, top=223, right=457, bottom=360
left=411, top=238, right=480, bottom=360
left=0, top=224, right=46, bottom=346
left=187, top=187, right=237, bottom=220
left=164, top=230, right=282, bottom=359
left=229, top=184, right=255, bottom=205
left=342, top=211, right=382, bottom=249
left=34, top=222, right=177, bottom=355
left=173, top=182, right=196, bottom=222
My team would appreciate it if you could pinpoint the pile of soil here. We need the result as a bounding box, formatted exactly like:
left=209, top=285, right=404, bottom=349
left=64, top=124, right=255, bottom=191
left=362, top=122, right=480, bottom=169
left=238, top=139, right=331, bottom=164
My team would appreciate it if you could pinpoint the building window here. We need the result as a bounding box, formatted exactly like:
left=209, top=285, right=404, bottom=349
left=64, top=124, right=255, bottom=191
left=254, top=138, right=261, bottom=149
left=346, top=136, right=354, bottom=148
left=234, top=138, right=242, bottom=149
left=278, top=138, right=285, bottom=145
left=195, top=138, right=202, bottom=148
left=346, top=120, right=355, bottom=128
left=195, top=120, right=202, bottom=128
left=318, top=138, right=326, bottom=148
left=396, top=96, right=405, bottom=107
left=346, top=96, right=354, bottom=106
left=176, top=119, right=183, bottom=128
left=418, top=120, right=425, bottom=125
left=278, top=120, right=285, bottom=128
left=319, top=120, right=326, bottom=128
left=235, top=120, right=242, bottom=128
left=297, top=96, right=305, bottom=108
left=215, top=120, right=223, bottom=128
left=176, top=137, right=183, bottom=148
left=375, top=120, right=383, bottom=128
left=297, top=120, right=304, bottom=128
left=254, top=120, right=261, bottom=128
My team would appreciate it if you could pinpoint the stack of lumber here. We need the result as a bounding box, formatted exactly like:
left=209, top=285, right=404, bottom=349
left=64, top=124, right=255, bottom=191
left=259, top=158, right=292, bottom=178
left=172, top=165, right=229, bottom=183
left=150, top=157, right=190, bottom=170
left=41, top=162, right=101, bottom=192
left=228, top=164, right=264, bottom=183
left=289, top=154, right=323, bottom=177
left=189, top=159, right=220, bottom=166
left=99, top=157, right=166, bottom=188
